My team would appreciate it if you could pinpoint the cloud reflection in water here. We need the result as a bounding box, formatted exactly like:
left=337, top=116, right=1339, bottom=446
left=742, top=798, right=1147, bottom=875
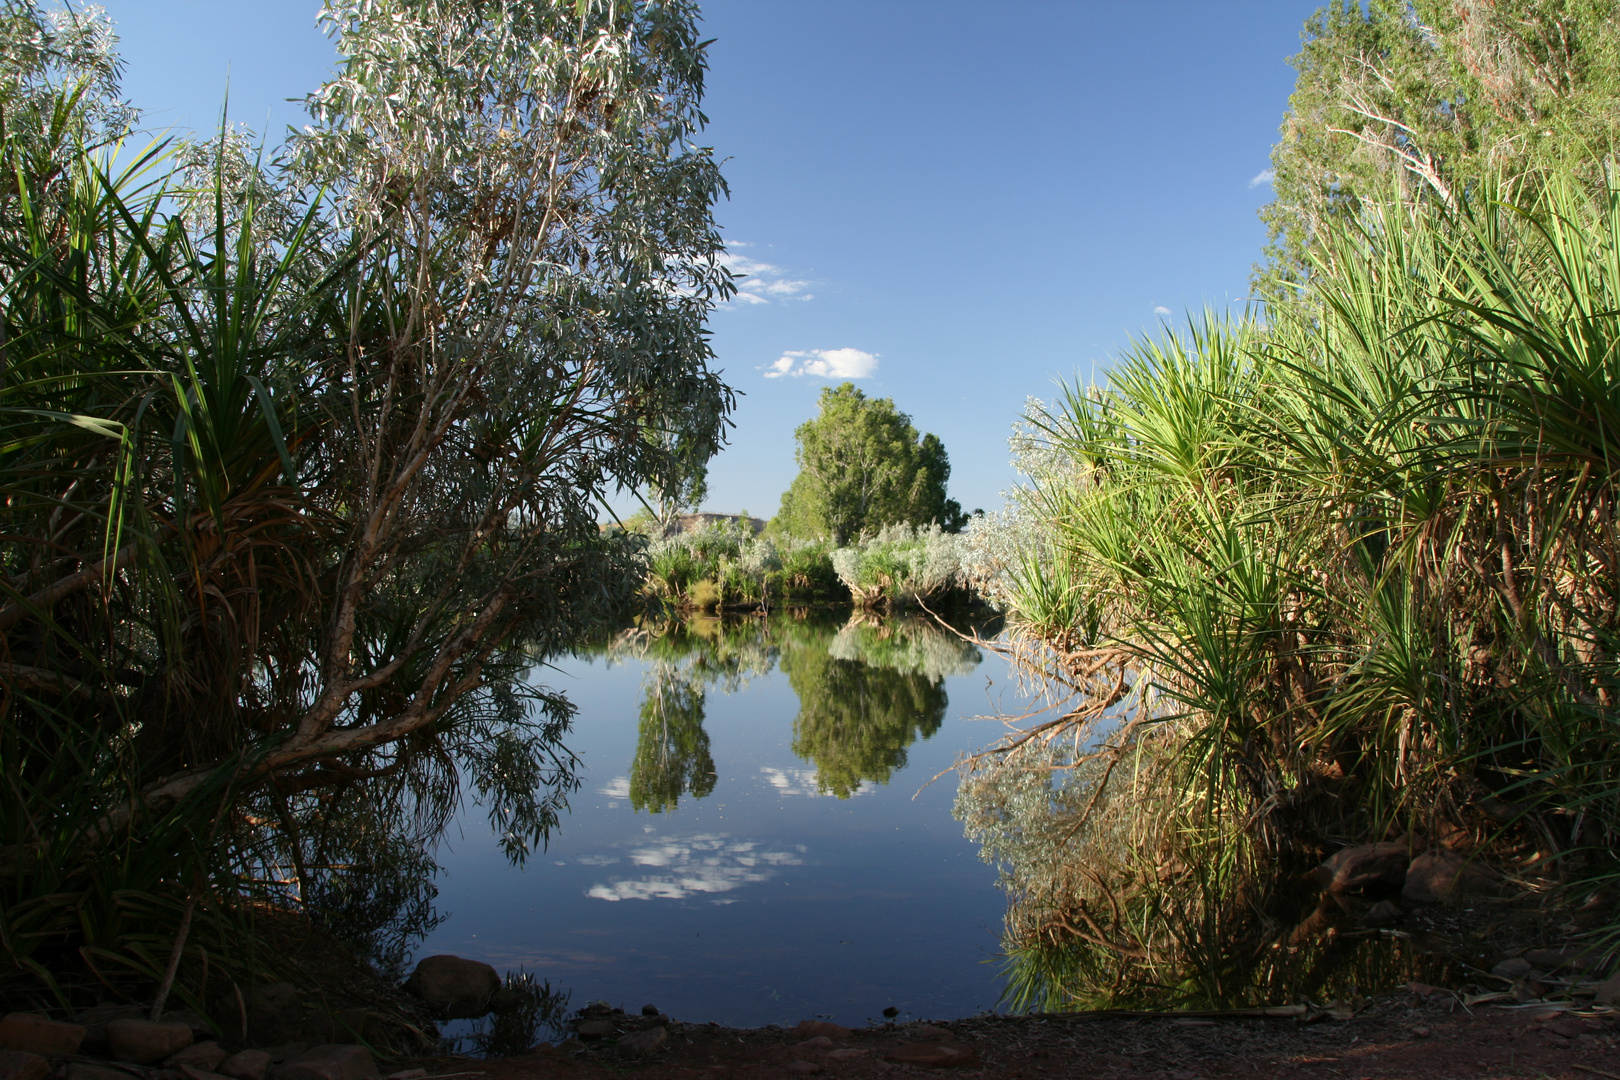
left=584, top=833, right=805, bottom=902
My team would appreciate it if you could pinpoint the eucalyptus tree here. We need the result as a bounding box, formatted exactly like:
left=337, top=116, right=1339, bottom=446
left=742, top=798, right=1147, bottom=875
left=0, top=0, right=734, bottom=1002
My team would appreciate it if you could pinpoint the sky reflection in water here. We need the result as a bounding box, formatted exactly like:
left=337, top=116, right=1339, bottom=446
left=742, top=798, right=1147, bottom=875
left=421, top=610, right=1026, bottom=1027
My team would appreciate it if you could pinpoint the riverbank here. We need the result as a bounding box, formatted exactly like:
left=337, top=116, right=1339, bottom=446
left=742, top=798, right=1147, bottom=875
left=415, top=990, right=1619, bottom=1080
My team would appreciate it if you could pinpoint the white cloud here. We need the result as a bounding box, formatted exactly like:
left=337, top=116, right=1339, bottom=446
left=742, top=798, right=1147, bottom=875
left=1153, top=305, right=1172, bottom=315
left=597, top=776, right=630, bottom=800
left=761, top=766, right=875, bottom=798
left=720, top=248, right=813, bottom=305
left=1249, top=168, right=1276, bottom=189
left=763, top=347, right=878, bottom=380
left=585, top=833, right=804, bottom=902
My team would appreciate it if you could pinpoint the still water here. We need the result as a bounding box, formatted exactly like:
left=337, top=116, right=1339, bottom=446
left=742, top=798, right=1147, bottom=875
left=419, top=609, right=1026, bottom=1028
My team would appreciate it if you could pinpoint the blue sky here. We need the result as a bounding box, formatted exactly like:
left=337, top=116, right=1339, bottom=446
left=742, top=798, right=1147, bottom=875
left=111, top=0, right=1320, bottom=520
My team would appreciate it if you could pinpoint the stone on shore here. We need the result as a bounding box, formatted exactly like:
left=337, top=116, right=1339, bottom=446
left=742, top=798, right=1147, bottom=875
left=402, top=956, right=500, bottom=1020
left=166, top=1042, right=228, bottom=1072
left=219, top=1050, right=273, bottom=1080
left=0, top=1014, right=86, bottom=1055
left=0, top=1049, right=49, bottom=1080
left=883, top=1043, right=980, bottom=1068
left=65, top=1064, right=139, bottom=1080
left=616, top=1027, right=667, bottom=1058
left=794, top=1020, right=851, bottom=1040
left=105, top=1019, right=193, bottom=1065
left=273, top=1045, right=378, bottom=1080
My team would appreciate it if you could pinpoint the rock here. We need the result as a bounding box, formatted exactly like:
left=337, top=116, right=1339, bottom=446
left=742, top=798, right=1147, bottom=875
left=555, top=1039, right=585, bottom=1054
left=219, top=1051, right=273, bottom=1080
left=262, top=1045, right=312, bottom=1066
left=825, top=1049, right=869, bottom=1060
left=177, top=1067, right=231, bottom=1080
left=0, top=1014, right=86, bottom=1055
left=403, top=956, right=500, bottom=1020
left=1401, top=850, right=1503, bottom=903
left=0, top=1050, right=49, bottom=1080
left=798, top=1037, right=835, bottom=1050
left=66, top=1065, right=139, bottom=1080
left=794, top=1021, right=851, bottom=1040
left=616, top=1027, right=666, bottom=1058
left=574, top=1019, right=617, bottom=1039
left=166, top=1043, right=228, bottom=1072
left=785, top=1063, right=823, bottom=1075
left=882, top=1044, right=980, bottom=1069
left=1492, top=957, right=1535, bottom=980
left=222, top=985, right=305, bottom=1047
left=1593, top=971, right=1620, bottom=1006
left=1318, top=842, right=1413, bottom=894
left=641, top=1004, right=660, bottom=1017
left=1523, top=947, right=1600, bottom=972
left=164, top=1012, right=216, bottom=1041
left=383, top=1071, right=427, bottom=1080
left=633, top=1013, right=670, bottom=1031
left=105, top=1019, right=193, bottom=1065
left=1364, top=900, right=1404, bottom=926
left=910, top=1026, right=953, bottom=1040
left=273, top=1045, right=378, bottom=1080
left=73, top=1006, right=144, bottom=1057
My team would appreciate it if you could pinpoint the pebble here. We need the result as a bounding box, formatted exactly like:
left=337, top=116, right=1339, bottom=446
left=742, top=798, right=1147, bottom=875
left=784, top=1063, right=822, bottom=1075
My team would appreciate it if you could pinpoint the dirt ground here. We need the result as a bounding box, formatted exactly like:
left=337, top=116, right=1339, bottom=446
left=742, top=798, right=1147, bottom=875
left=418, top=989, right=1620, bottom=1080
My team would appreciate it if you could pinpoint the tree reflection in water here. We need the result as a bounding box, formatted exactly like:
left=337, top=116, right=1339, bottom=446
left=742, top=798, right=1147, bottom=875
left=597, top=609, right=987, bottom=808
left=630, top=664, right=716, bottom=812
left=783, top=615, right=980, bottom=798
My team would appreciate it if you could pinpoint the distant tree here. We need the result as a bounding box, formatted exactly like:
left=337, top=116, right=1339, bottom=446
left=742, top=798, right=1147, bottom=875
left=1260, top=0, right=1620, bottom=292
left=772, top=383, right=966, bottom=543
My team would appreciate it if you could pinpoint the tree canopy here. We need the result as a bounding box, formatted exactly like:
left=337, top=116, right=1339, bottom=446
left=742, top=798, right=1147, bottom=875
left=772, top=383, right=966, bottom=544
left=1260, top=0, right=1620, bottom=290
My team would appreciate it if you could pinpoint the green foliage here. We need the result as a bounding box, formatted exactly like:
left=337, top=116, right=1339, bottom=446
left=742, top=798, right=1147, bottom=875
left=1261, top=0, right=1620, bottom=291
left=829, top=523, right=970, bottom=609
left=772, top=383, right=966, bottom=543
left=974, top=174, right=1620, bottom=996
left=0, top=0, right=732, bottom=1011
left=643, top=520, right=845, bottom=608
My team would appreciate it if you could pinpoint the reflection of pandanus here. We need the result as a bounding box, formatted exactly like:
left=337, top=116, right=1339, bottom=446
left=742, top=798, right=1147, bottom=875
left=1039, top=901, right=1151, bottom=961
